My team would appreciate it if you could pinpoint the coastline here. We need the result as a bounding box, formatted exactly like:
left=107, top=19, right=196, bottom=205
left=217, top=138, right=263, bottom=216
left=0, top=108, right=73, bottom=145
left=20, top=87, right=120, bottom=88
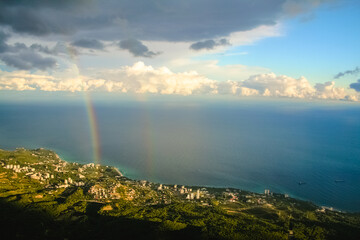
left=1, top=147, right=360, bottom=240
left=0, top=146, right=356, bottom=213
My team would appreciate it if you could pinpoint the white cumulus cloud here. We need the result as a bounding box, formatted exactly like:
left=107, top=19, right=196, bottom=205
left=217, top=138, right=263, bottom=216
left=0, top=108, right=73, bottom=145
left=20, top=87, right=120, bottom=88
left=242, top=73, right=316, bottom=98
left=0, top=62, right=359, bottom=102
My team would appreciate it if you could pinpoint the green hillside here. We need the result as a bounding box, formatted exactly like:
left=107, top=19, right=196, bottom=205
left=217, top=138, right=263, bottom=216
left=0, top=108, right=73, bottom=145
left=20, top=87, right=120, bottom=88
left=0, top=148, right=359, bottom=240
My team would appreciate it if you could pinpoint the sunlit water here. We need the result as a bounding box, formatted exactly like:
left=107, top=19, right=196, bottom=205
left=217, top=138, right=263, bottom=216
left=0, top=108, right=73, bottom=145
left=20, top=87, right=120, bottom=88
left=1, top=100, right=359, bottom=211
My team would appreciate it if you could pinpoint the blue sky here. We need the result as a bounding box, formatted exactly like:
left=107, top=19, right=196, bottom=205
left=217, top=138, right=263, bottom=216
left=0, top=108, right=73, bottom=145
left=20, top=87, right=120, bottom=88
left=0, top=0, right=359, bottom=102
left=199, top=0, right=360, bottom=86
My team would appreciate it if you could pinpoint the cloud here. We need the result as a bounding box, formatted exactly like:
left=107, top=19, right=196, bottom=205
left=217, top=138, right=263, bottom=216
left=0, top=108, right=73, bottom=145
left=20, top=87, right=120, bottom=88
left=0, top=0, right=86, bottom=36
left=190, top=39, right=230, bottom=51
left=334, top=67, right=360, bottom=79
left=1, top=62, right=358, bottom=101
left=0, top=31, right=10, bottom=53
left=242, top=73, right=316, bottom=98
left=71, top=39, right=105, bottom=50
left=314, top=81, right=347, bottom=99
left=0, top=31, right=57, bottom=70
left=0, top=7, right=68, bottom=36
left=169, top=59, right=270, bottom=82
left=1, top=52, right=56, bottom=70
left=0, top=0, right=330, bottom=42
left=30, top=43, right=57, bottom=55
left=350, top=79, right=360, bottom=92
left=119, top=39, right=160, bottom=58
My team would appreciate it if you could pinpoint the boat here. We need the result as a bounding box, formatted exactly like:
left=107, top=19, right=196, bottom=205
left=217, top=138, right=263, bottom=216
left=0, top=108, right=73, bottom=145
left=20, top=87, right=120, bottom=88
left=334, top=180, right=345, bottom=183
left=298, top=181, right=306, bottom=185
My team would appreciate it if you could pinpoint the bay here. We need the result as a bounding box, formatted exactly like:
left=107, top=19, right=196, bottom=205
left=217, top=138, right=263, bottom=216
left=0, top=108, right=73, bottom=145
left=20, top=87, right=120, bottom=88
left=1, top=100, right=359, bottom=211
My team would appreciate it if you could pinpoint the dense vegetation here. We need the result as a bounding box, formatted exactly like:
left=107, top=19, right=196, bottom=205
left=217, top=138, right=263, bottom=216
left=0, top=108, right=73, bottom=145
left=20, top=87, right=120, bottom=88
left=0, top=148, right=359, bottom=239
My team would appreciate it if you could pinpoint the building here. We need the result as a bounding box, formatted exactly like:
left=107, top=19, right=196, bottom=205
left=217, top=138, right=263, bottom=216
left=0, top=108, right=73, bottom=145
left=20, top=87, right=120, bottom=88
left=196, top=189, right=200, bottom=199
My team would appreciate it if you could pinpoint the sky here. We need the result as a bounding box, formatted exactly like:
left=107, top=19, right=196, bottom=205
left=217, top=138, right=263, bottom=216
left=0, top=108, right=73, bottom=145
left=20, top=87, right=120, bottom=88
left=0, top=0, right=359, bottom=102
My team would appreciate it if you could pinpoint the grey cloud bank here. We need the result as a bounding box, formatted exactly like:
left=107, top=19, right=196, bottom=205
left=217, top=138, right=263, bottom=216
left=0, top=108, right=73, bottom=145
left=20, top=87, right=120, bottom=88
left=190, top=39, right=230, bottom=51
left=30, top=44, right=58, bottom=55
left=0, top=31, right=57, bottom=70
left=334, top=67, right=360, bottom=79
left=0, top=0, right=330, bottom=42
left=119, top=39, right=160, bottom=58
left=350, top=80, right=360, bottom=92
left=0, top=0, right=87, bottom=36
left=1, top=52, right=56, bottom=70
left=71, top=39, right=105, bottom=50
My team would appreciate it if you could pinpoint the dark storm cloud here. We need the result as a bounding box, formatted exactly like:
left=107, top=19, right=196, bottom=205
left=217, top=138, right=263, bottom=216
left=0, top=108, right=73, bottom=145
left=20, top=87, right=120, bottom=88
left=30, top=43, right=57, bottom=55
left=71, top=39, right=105, bottom=50
left=190, top=38, right=230, bottom=51
left=0, top=31, right=11, bottom=53
left=1, top=52, right=56, bottom=70
left=350, top=80, right=360, bottom=92
left=0, top=0, right=96, bottom=36
left=0, top=7, right=69, bottom=36
left=0, top=0, right=83, bottom=8
left=119, top=39, right=159, bottom=58
left=334, top=67, right=360, bottom=79
left=0, top=31, right=57, bottom=70
left=110, top=0, right=285, bottom=41
left=0, top=0, right=332, bottom=42
left=0, top=33, right=28, bottom=54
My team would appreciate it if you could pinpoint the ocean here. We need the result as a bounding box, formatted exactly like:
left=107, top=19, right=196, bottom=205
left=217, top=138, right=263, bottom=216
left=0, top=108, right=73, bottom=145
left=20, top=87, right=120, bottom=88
left=1, top=99, right=359, bottom=211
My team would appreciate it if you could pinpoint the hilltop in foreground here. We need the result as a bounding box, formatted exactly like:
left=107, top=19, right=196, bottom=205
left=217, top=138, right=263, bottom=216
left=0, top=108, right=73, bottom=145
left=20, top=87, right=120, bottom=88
left=0, top=148, right=359, bottom=240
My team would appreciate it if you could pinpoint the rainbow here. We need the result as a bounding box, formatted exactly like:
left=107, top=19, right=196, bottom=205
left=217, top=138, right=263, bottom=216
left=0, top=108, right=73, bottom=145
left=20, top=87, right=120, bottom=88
left=64, top=43, right=154, bottom=172
left=84, top=92, right=101, bottom=165
left=63, top=43, right=102, bottom=165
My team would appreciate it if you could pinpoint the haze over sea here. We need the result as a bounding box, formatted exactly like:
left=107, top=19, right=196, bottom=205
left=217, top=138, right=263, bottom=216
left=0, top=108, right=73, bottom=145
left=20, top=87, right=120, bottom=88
left=1, top=98, right=359, bottom=212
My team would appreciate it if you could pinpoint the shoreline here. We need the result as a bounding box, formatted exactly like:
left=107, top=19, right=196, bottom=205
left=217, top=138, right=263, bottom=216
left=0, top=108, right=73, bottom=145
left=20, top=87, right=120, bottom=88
left=2, top=146, right=357, bottom=213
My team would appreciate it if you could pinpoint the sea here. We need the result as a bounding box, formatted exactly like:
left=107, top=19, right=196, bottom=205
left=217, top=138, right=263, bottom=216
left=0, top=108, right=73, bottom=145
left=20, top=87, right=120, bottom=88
left=1, top=98, right=359, bottom=212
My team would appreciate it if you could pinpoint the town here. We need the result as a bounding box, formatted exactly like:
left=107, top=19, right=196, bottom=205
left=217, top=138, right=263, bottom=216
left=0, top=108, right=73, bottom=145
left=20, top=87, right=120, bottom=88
left=0, top=148, right=359, bottom=240
left=0, top=148, right=284, bottom=206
